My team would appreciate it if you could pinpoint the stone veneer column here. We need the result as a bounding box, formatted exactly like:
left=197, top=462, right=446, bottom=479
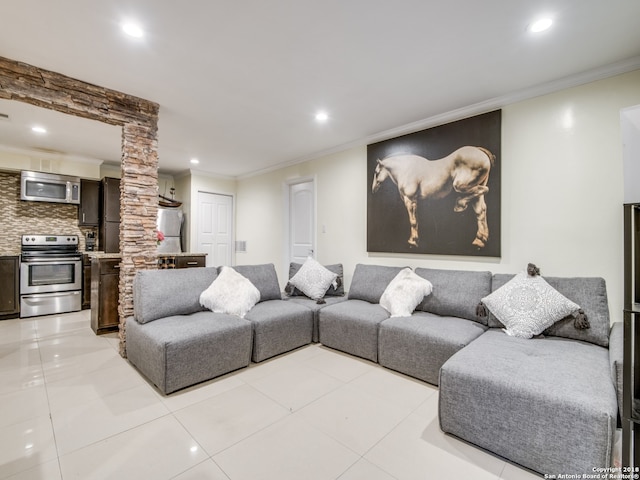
left=0, top=55, right=159, bottom=357
left=119, top=123, right=159, bottom=355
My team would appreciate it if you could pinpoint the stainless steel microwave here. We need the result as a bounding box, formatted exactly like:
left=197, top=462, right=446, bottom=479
left=20, top=170, right=81, bottom=205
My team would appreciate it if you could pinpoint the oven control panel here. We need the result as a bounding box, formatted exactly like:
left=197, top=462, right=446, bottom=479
left=22, top=235, right=79, bottom=246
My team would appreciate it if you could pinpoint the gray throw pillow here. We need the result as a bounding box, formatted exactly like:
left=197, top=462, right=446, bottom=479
left=287, top=262, right=344, bottom=296
left=288, top=257, right=338, bottom=301
left=482, top=271, right=580, bottom=339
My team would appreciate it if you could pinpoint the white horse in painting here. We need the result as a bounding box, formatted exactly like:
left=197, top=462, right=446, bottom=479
left=371, top=145, right=495, bottom=249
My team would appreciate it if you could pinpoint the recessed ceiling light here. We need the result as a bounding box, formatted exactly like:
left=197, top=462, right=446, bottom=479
left=529, top=18, right=553, bottom=33
left=122, top=22, right=144, bottom=38
left=315, top=111, right=329, bottom=122
left=31, top=126, right=47, bottom=134
left=190, top=158, right=199, bottom=165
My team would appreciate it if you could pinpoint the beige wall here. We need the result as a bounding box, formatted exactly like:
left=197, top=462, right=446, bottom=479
left=178, top=171, right=237, bottom=254
left=236, top=69, right=640, bottom=319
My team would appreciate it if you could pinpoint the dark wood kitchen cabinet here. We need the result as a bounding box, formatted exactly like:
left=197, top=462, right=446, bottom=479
left=175, top=255, right=206, bottom=269
left=98, top=177, right=120, bottom=253
left=90, top=257, right=120, bottom=334
left=78, top=179, right=100, bottom=226
left=0, top=256, right=20, bottom=320
left=82, top=254, right=91, bottom=309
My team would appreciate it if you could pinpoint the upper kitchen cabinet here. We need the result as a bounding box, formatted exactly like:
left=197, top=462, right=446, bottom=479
left=78, top=179, right=100, bottom=226
left=99, top=177, right=121, bottom=253
left=102, top=177, right=120, bottom=223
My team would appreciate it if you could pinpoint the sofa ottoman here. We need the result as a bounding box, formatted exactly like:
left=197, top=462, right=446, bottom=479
left=439, top=329, right=618, bottom=475
left=439, top=274, right=618, bottom=475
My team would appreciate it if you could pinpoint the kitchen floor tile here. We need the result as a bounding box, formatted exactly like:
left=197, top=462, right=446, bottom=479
left=40, top=345, right=123, bottom=384
left=0, top=415, right=57, bottom=479
left=173, top=383, right=290, bottom=455
left=297, top=383, right=411, bottom=455
left=51, top=384, right=170, bottom=456
left=0, top=366, right=44, bottom=397
left=0, top=319, right=38, bottom=346
left=364, top=396, right=505, bottom=480
left=58, top=415, right=207, bottom=480
left=302, top=347, right=376, bottom=383
left=0, top=383, right=50, bottom=428
left=337, top=458, right=398, bottom=480
left=172, top=459, right=231, bottom=480
left=155, top=373, right=245, bottom=412
left=213, top=414, right=359, bottom=480
left=348, top=367, right=437, bottom=413
left=3, top=458, right=62, bottom=480
left=0, top=340, right=42, bottom=374
left=247, top=362, right=343, bottom=411
left=45, top=360, right=148, bottom=413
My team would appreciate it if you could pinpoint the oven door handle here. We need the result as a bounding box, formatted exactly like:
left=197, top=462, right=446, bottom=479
left=21, top=256, right=82, bottom=263
left=21, top=291, right=81, bottom=300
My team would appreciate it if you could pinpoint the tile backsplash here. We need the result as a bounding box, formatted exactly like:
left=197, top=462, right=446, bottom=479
left=0, top=171, right=97, bottom=254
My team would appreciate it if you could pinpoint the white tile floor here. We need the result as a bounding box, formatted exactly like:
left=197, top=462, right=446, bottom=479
left=0, top=310, right=541, bottom=480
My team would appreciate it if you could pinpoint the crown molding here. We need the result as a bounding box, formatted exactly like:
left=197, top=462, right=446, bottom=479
left=238, top=56, right=640, bottom=180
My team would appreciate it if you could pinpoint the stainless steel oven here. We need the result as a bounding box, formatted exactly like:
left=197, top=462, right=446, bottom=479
left=20, top=235, right=82, bottom=318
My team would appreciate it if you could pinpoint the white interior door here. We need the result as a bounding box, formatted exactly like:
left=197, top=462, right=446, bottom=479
left=289, top=180, right=315, bottom=264
left=197, top=192, right=233, bottom=267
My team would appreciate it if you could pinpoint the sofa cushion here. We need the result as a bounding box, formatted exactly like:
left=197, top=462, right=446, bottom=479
left=244, top=300, right=314, bottom=362
left=482, top=271, right=580, bottom=339
left=490, top=274, right=610, bottom=347
left=439, top=329, right=617, bottom=475
left=348, top=264, right=406, bottom=304
left=288, top=257, right=338, bottom=301
left=380, top=268, right=433, bottom=317
left=231, top=264, right=282, bottom=302
left=133, top=267, right=218, bottom=324
left=126, top=311, right=252, bottom=394
left=285, top=295, right=348, bottom=343
left=200, top=266, right=260, bottom=318
left=288, top=262, right=345, bottom=297
left=415, top=268, right=492, bottom=324
left=319, top=299, right=390, bottom=362
left=379, top=312, right=487, bottom=385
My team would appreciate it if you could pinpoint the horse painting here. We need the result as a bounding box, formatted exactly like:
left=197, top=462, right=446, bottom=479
left=371, top=146, right=495, bottom=249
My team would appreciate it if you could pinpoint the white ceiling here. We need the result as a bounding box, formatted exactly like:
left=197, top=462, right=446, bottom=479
left=1, top=0, right=639, bottom=178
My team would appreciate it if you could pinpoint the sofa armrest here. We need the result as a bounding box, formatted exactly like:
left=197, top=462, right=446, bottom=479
left=609, top=321, right=623, bottom=419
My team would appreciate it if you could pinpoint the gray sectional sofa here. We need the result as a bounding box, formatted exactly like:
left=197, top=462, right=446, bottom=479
left=126, top=261, right=622, bottom=476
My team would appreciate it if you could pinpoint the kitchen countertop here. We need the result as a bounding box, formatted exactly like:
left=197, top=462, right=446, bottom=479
left=85, top=251, right=207, bottom=259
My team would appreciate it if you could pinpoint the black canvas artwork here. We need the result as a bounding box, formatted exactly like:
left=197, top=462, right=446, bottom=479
left=367, top=110, right=501, bottom=257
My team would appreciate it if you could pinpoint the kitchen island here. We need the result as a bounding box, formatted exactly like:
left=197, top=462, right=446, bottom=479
left=88, top=252, right=207, bottom=334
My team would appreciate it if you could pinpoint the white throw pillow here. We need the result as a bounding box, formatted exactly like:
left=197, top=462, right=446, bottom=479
left=199, top=266, right=260, bottom=318
left=481, top=271, right=580, bottom=339
left=380, top=268, right=433, bottom=317
left=288, top=256, right=338, bottom=301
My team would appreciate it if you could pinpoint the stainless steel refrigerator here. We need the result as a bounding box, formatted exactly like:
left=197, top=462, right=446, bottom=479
left=157, top=207, right=184, bottom=253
